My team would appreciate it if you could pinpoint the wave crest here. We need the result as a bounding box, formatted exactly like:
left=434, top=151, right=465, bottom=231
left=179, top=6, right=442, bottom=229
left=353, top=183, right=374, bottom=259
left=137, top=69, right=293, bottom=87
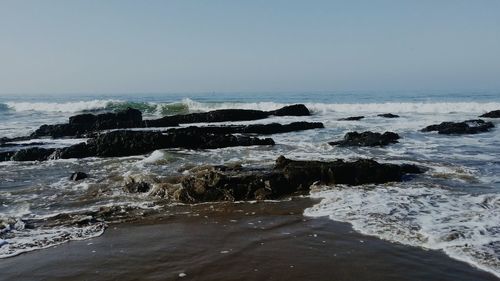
left=2, top=98, right=500, bottom=115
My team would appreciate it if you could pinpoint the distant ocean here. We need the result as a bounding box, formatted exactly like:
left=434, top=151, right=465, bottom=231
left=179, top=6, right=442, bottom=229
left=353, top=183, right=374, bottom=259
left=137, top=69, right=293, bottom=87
left=1, top=91, right=499, bottom=277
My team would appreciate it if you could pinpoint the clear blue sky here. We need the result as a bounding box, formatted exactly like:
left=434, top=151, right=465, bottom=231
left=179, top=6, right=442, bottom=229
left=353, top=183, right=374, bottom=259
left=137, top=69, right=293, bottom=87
left=1, top=0, right=499, bottom=94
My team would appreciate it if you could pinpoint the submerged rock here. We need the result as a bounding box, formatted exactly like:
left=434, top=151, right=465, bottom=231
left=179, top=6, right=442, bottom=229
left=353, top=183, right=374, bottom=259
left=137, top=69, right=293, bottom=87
left=378, top=113, right=400, bottom=118
left=70, top=172, right=88, bottom=181
left=338, top=116, right=364, bottom=121
left=480, top=110, right=500, bottom=118
left=147, top=156, right=424, bottom=203
left=329, top=131, right=400, bottom=147
left=421, top=119, right=494, bottom=135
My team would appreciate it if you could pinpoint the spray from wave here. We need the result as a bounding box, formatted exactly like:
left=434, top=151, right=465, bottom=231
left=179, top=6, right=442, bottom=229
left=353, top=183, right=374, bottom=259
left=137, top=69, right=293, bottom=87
left=2, top=98, right=500, bottom=115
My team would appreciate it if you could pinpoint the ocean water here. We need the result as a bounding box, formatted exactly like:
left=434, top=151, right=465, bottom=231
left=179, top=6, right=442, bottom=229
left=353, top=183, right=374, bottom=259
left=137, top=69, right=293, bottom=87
left=0, top=91, right=499, bottom=277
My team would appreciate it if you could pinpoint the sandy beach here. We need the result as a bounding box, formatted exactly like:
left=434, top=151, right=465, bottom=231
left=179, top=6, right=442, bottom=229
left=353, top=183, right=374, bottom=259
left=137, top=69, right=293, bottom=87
left=0, top=198, right=497, bottom=281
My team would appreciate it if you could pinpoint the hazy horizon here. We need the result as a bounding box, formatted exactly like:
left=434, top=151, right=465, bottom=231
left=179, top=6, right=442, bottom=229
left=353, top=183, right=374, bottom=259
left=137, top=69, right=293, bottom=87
left=1, top=0, right=500, bottom=95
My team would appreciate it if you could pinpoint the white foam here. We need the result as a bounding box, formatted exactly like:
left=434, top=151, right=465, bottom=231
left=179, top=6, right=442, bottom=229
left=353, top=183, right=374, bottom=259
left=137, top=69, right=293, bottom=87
left=181, top=98, right=287, bottom=112
left=0, top=223, right=106, bottom=258
left=179, top=98, right=500, bottom=115
left=305, top=102, right=500, bottom=114
left=4, top=98, right=500, bottom=116
left=304, top=184, right=500, bottom=278
left=4, top=100, right=121, bottom=113
left=140, top=150, right=167, bottom=164
left=9, top=138, right=88, bottom=146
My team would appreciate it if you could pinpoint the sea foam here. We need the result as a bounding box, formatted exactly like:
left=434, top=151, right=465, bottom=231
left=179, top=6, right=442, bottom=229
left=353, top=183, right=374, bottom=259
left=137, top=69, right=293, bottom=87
left=3, top=98, right=500, bottom=115
left=304, top=184, right=500, bottom=278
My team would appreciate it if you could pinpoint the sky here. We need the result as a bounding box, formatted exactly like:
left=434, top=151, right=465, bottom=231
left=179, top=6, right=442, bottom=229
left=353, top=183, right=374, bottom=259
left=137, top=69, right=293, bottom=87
left=1, top=0, right=500, bottom=95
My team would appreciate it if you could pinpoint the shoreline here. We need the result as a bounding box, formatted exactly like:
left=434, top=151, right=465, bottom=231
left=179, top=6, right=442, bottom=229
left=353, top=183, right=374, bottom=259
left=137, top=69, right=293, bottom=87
left=0, top=198, right=497, bottom=281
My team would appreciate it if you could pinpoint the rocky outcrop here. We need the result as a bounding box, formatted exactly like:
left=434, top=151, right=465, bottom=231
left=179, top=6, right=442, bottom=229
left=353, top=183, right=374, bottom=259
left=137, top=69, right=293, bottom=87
left=10, top=147, right=56, bottom=161
left=165, top=122, right=324, bottom=135
left=30, top=104, right=312, bottom=138
left=32, top=108, right=146, bottom=138
left=58, top=130, right=274, bottom=159
left=480, top=110, right=500, bottom=118
left=378, top=113, right=399, bottom=118
left=1, top=130, right=275, bottom=161
left=338, top=116, right=364, bottom=121
left=269, top=104, right=311, bottom=116
left=144, top=104, right=311, bottom=127
left=329, top=131, right=400, bottom=147
left=145, top=156, right=424, bottom=203
left=421, top=120, right=494, bottom=134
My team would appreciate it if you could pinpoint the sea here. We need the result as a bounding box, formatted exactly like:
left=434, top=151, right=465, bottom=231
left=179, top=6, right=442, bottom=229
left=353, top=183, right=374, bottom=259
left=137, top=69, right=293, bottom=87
left=0, top=91, right=499, bottom=278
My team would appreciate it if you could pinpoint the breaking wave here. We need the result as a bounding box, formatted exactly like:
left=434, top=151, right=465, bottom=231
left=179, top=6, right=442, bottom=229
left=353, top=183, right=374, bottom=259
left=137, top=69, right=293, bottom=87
left=2, top=98, right=500, bottom=116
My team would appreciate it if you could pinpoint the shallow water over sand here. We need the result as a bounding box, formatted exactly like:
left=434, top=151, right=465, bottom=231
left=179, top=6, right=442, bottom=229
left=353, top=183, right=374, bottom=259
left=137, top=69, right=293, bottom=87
left=0, top=199, right=497, bottom=281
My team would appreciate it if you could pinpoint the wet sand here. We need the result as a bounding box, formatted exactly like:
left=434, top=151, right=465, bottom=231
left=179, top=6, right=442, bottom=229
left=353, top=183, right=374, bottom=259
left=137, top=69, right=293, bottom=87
left=0, top=198, right=497, bottom=281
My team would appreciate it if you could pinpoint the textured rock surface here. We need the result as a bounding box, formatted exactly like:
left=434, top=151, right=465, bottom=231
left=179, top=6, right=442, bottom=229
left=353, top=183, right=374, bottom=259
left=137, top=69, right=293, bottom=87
left=30, top=105, right=312, bottom=138
left=165, top=122, right=324, bottom=135
left=422, top=120, right=494, bottom=134
left=144, top=156, right=424, bottom=203
left=144, top=104, right=311, bottom=127
left=329, top=131, right=400, bottom=147
left=480, top=110, right=500, bottom=118
left=32, top=108, right=145, bottom=138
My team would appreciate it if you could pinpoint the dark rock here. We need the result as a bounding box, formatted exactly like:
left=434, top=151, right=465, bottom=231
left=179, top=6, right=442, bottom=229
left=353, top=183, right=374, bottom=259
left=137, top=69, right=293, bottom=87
left=274, top=156, right=423, bottom=186
left=30, top=104, right=312, bottom=138
left=0, top=151, right=15, bottom=161
left=269, top=104, right=310, bottom=116
left=70, top=172, right=88, bottom=181
left=69, top=113, right=97, bottom=125
left=52, top=143, right=94, bottom=159
left=378, top=113, right=400, bottom=118
left=51, top=130, right=274, bottom=160
left=421, top=119, right=494, bottom=134
left=144, top=104, right=311, bottom=127
left=166, top=122, right=324, bottom=135
left=0, top=136, right=32, bottom=146
left=32, top=108, right=145, bottom=138
left=125, top=180, right=150, bottom=193
left=10, top=147, right=56, bottom=161
left=150, top=156, right=424, bottom=203
left=145, top=109, right=269, bottom=126
left=0, top=141, right=47, bottom=148
left=338, top=116, right=364, bottom=121
left=480, top=110, right=500, bottom=118
left=161, top=131, right=275, bottom=150
left=87, top=130, right=165, bottom=157
left=31, top=124, right=85, bottom=138
left=329, top=131, right=400, bottom=147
